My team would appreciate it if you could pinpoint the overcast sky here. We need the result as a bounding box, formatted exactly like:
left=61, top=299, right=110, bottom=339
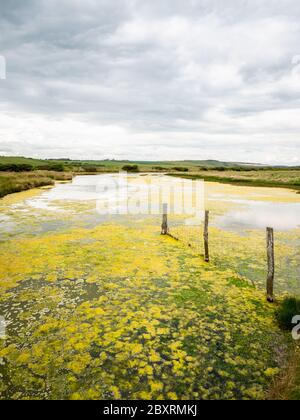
left=0, top=0, right=300, bottom=164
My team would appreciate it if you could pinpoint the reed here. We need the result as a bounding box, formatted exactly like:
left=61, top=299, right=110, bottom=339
left=0, top=171, right=73, bottom=198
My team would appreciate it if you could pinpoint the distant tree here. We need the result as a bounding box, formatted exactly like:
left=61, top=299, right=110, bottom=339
left=172, top=167, right=189, bottom=172
left=0, top=163, right=33, bottom=172
left=152, top=166, right=167, bottom=171
left=83, top=166, right=99, bottom=172
left=36, top=164, right=65, bottom=172
left=50, top=164, right=64, bottom=172
left=122, top=165, right=139, bottom=172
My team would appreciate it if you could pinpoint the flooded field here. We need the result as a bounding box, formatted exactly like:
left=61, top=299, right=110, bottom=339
left=0, top=174, right=299, bottom=399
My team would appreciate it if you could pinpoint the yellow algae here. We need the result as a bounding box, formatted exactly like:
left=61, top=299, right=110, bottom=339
left=0, top=176, right=298, bottom=400
left=0, top=220, right=286, bottom=400
left=264, top=368, right=280, bottom=377
left=0, top=187, right=45, bottom=206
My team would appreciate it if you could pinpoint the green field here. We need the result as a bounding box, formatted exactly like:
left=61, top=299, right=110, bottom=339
left=3, top=155, right=299, bottom=172
left=0, top=156, right=248, bottom=173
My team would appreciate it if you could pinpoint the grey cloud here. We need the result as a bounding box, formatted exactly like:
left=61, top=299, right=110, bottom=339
left=0, top=0, right=300, bottom=163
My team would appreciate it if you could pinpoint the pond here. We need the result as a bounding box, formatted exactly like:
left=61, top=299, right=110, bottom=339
left=0, top=174, right=299, bottom=400
left=1, top=174, right=299, bottom=238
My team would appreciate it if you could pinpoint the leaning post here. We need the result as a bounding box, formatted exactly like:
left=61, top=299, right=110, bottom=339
left=204, top=210, right=210, bottom=262
left=161, top=203, right=168, bottom=235
left=266, top=227, right=275, bottom=302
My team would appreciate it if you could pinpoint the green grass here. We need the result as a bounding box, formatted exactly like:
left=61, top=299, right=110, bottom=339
left=167, top=171, right=300, bottom=191
left=268, top=342, right=300, bottom=400
left=0, top=171, right=73, bottom=198
left=292, top=356, right=300, bottom=399
left=0, top=156, right=49, bottom=166
left=267, top=297, right=300, bottom=399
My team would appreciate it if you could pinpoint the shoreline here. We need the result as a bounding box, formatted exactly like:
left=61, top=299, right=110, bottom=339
left=167, top=173, right=300, bottom=193
left=0, top=170, right=73, bottom=199
left=1, top=169, right=300, bottom=200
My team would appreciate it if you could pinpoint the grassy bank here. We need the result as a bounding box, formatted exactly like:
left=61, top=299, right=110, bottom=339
left=0, top=171, right=73, bottom=198
left=167, top=170, right=300, bottom=191
left=268, top=342, right=300, bottom=400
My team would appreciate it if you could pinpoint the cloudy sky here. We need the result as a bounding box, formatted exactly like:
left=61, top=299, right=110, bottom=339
left=0, top=0, right=300, bottom=164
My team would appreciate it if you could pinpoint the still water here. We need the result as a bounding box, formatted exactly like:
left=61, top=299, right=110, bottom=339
left=1, top=174, right=300, bottom=237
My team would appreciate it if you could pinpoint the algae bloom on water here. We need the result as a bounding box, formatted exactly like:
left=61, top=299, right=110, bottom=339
left=0, top=175, right=299, bottom=400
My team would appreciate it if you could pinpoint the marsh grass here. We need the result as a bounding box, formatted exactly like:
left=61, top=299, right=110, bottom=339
left=267, top=297, right=300, bottom=400
left=168, top=170, right=300, bottom=191
left=268, top=342, right=300, bottom=400
left=0, top=171, right=73, bottom=198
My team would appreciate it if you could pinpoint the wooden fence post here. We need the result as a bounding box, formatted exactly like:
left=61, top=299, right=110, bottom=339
left=161, top=203, right=168, bottom=235
left=204, top=210, right=210, bottom=262
left=266, top=227, right=275, bottom=302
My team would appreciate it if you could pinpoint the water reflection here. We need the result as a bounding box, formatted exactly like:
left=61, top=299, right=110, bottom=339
left=214, top=200, right=300, bottom=231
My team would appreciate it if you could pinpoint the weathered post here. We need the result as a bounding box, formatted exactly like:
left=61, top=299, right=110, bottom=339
left=266, top=227, right=275, bottom=302
left=161, top=203, right=168, bottom=235
left=204, top=210, right=210, bottom=262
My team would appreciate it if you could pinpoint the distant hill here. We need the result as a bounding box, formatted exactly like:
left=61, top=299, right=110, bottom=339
left=0, top=156, right=48, bottom=166
left=0, top=155, right=296, bottom=170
